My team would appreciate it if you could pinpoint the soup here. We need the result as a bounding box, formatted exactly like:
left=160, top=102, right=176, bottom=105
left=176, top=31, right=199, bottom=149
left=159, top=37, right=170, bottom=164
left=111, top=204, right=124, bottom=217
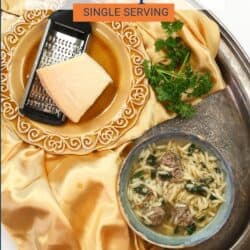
left=127, top=140, right=226, bottom=236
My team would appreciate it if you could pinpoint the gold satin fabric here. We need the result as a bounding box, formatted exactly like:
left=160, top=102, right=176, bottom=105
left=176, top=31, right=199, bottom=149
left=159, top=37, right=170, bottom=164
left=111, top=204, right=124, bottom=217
left=1, top=0, right=24, bottom=15
left=2, top=5, right=225, bottom=250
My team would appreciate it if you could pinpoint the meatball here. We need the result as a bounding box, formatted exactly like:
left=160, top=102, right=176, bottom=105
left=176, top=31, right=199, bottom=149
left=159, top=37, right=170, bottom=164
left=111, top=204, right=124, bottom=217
left=160, top=151, right=183, bottom=182
left=171, top=204, right=193, bottom=227
left=171, top=167, right=183, bottom=182
left=146, top=207, right=166, bottom=226
left=160, top=151, right=181, bottom=168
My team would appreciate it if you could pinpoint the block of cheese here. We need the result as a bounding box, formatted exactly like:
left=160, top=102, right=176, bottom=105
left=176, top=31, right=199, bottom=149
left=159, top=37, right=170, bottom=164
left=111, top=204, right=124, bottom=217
left=37, top=53, right=113, bottom=123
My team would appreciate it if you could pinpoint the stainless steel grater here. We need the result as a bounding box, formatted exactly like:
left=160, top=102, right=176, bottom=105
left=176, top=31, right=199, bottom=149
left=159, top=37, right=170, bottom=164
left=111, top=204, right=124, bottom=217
left=20, top=10, right=91, bottom=125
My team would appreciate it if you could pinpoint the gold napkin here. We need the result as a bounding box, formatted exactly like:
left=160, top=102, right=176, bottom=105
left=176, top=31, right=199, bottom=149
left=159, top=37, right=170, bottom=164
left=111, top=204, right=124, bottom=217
left=1, top=0, right=24, bottom=15
left=2, top=6, right=225, bottom=250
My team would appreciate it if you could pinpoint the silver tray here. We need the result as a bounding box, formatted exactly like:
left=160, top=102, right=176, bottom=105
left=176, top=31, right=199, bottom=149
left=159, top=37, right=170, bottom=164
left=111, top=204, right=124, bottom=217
left=2, top=4, right=250, bottom=249
left=135, top=7, right=250, bottom=250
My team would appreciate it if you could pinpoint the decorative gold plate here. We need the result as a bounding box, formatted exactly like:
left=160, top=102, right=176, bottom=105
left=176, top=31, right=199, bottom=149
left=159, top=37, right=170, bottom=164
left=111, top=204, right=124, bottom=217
left=1, top=10, right=149, bottom=155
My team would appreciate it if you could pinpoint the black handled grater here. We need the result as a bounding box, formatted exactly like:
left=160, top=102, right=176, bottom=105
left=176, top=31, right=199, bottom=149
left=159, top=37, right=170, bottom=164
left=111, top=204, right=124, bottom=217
left=20, top=10, right=91, bottom=125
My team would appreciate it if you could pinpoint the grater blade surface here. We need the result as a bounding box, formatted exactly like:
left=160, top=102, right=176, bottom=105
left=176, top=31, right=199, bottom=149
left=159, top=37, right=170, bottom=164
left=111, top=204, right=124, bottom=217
left=20, top=10, right=91, bottom=125
left=26, top=31, right=86, bottom=118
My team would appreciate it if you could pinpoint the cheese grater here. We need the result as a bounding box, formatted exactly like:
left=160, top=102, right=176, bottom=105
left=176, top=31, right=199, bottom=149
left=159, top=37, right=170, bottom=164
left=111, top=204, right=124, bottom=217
left=20, top=10, right=91, bottom=125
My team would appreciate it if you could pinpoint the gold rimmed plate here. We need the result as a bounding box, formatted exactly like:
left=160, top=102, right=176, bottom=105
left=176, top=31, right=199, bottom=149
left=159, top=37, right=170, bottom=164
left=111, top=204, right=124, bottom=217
left=1, top=10, right=149, bottom=154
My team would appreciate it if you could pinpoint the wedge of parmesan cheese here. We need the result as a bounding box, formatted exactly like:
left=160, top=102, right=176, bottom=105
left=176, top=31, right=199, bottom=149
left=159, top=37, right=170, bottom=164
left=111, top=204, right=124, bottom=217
left=37, top=53, right=113, bottom=123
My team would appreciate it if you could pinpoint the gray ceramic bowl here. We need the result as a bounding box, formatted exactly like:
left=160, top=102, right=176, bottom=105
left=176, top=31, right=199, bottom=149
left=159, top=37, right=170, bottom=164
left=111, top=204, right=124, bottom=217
left=118, top=132, right=235, bottom=248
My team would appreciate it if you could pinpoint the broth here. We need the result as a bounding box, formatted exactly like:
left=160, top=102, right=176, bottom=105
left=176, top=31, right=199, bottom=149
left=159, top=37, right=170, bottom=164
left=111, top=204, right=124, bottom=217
left=127, top=140, right=225, bottom=236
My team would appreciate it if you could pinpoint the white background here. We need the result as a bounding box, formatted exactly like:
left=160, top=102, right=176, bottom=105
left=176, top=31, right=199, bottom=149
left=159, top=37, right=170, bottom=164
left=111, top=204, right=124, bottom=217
left=208, top=0, right=250, bottom=56
left=1, top=1, right=250, bottom=250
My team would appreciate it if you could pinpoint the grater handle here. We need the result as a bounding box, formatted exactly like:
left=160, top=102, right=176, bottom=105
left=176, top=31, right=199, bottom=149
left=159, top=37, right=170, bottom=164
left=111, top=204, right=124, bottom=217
left=50, top=10, right=91, bottom=35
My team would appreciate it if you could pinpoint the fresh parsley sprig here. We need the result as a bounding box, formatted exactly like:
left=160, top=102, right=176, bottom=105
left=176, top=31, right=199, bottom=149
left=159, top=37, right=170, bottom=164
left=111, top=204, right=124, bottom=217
left=144, top=21, right=213, bottom=118
left=161, top=20, right=183, bottom=35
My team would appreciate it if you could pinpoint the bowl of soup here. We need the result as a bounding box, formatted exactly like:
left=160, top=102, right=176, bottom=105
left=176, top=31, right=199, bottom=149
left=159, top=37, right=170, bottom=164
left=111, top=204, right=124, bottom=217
left=118, top=132, right=234, bottom=248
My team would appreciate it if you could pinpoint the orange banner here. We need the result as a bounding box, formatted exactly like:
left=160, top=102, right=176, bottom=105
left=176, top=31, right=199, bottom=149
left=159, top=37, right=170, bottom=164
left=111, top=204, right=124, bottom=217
left=73, top=3, right=174, bottom=22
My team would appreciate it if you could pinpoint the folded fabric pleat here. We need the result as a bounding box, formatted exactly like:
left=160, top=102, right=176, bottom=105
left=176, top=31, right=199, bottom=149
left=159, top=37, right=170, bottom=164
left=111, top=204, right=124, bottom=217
left=2, top=124, right=80, bottom=250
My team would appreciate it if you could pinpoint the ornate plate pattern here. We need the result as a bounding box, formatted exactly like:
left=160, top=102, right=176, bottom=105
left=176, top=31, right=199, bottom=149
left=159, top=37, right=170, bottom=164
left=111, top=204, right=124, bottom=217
left=1, top=10, right=149, bottom=155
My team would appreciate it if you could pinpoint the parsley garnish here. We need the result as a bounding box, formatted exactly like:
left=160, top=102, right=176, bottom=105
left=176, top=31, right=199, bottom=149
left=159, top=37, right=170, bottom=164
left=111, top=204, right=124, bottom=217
left=161, top=20, right=183, bottom=35
left=143, top=21, right=213, bottom=118
left=185, top=181, right=207, bottom=196
left=146, top=154, right=157, bottom=166
left=132, top=170, right=144, bottom=179
left=187, top=143, right=201, bottom=156
left=197, top=216, right=206, bottom=222
left=158, top=171, right=172, bottom=181
left=151, top=169, right=156, bottom=179
left=186, top=223, right=197, bottom=235
left=133, top=184, right=149, bottom=195
left=209, top=194, right=217, bottom=200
